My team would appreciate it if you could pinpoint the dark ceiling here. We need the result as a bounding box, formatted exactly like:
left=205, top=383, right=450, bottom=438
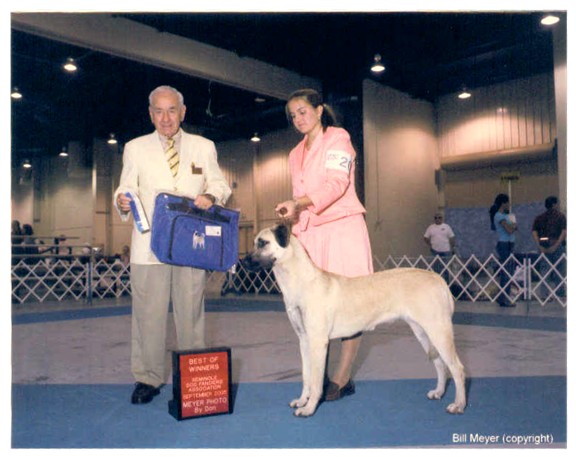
left=11, top=11, right=562, bottom=165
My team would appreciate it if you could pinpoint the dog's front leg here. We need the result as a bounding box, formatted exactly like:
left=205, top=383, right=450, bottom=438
left=293, top=336, right=328, bottom=417
left=290, top=335, right=310, bottom=409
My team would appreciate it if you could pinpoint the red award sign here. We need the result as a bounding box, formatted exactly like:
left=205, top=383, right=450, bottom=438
left=169, top=347, right=232, bottom=420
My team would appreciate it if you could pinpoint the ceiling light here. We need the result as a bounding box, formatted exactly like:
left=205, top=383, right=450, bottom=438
left=250, top=133, right=261, bottom=143
left=59, top=146, right=69, bottom=157
left=63, top=57, right=78, bottom=72
left=11, top=87, right=22, bottom=100
left=458, top=89, right=472, bottom=99
left=541, top=15, right=560, bottom=26
left=107, top=133, right=118, bottom=145
left=254, top=96, right=266, bottom=103
left=371, top=54, right=385, bottom=73
left=22, top=159, right=32, bottom=169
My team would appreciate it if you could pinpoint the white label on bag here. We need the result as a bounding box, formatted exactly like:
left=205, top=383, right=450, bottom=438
left=206, top=226, right=222, bottom=237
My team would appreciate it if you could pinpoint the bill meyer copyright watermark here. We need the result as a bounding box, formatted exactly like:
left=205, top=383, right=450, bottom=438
left=452, top=432, right=555, bottom=446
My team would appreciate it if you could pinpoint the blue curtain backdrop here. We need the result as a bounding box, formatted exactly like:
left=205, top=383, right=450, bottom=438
left=445, top=202, right=545, bottom=259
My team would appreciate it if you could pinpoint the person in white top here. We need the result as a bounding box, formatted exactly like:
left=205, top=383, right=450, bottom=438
left=423, top=213, right=456, bottom=256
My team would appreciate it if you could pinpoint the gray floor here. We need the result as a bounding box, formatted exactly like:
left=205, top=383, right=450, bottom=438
left=12, top=295, right=567, bottom=386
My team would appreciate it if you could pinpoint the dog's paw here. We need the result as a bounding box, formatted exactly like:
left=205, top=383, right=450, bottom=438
left=426, top=389, right=444, bottom=400
left=289, top=398, right=308, bottom=409
left=293, top=405, right=316, bottom=417
left=446, top=402, right=465, bottom=414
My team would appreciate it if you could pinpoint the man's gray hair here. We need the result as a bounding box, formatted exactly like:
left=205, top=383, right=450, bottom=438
left=149, top=85, right=185, bottom=107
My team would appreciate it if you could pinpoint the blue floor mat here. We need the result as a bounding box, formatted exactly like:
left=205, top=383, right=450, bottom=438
left=12, top=376, right=566, bottom=448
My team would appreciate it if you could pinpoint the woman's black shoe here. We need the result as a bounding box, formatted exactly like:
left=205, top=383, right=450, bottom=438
left=324, top=380, right=355, bottom=401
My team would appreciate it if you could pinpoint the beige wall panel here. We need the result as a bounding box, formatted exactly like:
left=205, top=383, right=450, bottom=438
left=253, top=129, right=297, bottom=227
left=11, top=170, right=35, bottom=227
left=444, top=159, right=559, bottom=209
left=216, top=139, right=256, bottom=255
left=437, top=73, right=555, bottom=157
left=48, top=176, right=94, bottom=246
left=109, top=149, right=132, bottom=257
left=363, top=80, right=439, bottom=259
left=216, top=127, right=298, bottom=252
left=437, top=73, right=559, bottom=212
left=217, top=139, right=255, bottom=220
left=552, top=22, right=567, bottom=213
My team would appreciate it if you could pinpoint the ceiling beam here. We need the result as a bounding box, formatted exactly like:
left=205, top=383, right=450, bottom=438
left=11, top=13, right=321, bottom=100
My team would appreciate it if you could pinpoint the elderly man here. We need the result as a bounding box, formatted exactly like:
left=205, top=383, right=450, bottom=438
left=114, top=85, right=231, bottom=404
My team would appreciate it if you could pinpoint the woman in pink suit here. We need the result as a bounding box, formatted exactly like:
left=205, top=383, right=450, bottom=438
left=275, top=89, right=373, bottom=401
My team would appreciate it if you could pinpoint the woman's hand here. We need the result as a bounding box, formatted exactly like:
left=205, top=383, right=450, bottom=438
left=275, top=200, right=299, bottom=221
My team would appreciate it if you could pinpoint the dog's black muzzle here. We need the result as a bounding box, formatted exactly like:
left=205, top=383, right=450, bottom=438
left=240, top=254, right=260, bottom=272
left=240, top=253, right=275, bottom=272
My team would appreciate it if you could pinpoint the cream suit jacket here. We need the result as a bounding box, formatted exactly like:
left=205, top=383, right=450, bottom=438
left=114, top=130, right=231, bottom=265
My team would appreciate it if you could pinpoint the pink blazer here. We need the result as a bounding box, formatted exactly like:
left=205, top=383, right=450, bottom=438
left=289, top=126, right=365, bottom=231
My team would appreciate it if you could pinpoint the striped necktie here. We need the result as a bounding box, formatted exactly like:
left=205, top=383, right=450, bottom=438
left=165, top=137, right=179, bottom=177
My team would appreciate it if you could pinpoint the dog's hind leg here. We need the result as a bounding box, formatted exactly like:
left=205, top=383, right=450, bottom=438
left=407, top=321, right=449, bottom=401
left=435, top=338, right=466, bottom=414
left=293, top=336, right=329, bottom=417
left=414, top=320, right=466, bottom=414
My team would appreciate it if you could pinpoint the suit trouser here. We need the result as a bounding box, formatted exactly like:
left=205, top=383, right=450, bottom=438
left=130, top=263, right=206, bottom=387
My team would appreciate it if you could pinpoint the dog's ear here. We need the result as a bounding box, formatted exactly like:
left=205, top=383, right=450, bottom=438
left=273, top=224, right=291, bottom=248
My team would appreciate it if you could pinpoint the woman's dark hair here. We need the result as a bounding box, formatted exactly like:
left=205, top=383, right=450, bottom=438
left=285, top=89, right=338, bottom=131
left=489, top=193, right=510, bottom=231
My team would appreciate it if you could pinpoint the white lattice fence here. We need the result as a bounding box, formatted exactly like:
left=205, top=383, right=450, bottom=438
left=11, top=253, right=566, bottom=306
left=12, top=258, right=88, bottom=303
left=378, top=253, right=566, bottom=307
left=90, top=259, right=131, bottom=300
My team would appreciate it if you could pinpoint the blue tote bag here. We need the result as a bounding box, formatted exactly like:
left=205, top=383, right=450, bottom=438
left=151, top=192, right=239, bottom=271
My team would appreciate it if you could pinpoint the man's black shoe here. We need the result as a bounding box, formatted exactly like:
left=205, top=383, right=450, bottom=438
left=131, top=382, right=160, bottom=404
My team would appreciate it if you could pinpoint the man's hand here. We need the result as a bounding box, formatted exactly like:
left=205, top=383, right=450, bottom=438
left=195, top=194, right=216, bottom=210
left=117, top=193, right=132, bottom=213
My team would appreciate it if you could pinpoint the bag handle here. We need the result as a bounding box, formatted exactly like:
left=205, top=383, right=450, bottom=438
left=166, top=197, right=231, bottom=224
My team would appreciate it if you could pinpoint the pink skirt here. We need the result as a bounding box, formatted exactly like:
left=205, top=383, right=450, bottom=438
left=295, top=213, right=373, bottom=278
